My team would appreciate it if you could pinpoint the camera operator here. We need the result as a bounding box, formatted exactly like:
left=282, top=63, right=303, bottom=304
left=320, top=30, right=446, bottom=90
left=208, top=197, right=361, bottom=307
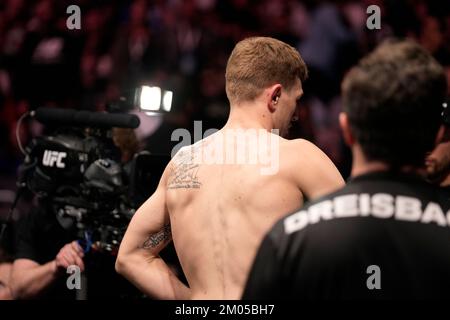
left=10, top=199, right=84, bottom=299
left=9, top=125, right=142, bottom=299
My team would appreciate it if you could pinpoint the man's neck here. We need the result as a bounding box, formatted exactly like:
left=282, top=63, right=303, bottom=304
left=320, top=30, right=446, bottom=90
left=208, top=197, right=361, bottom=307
left=350, top=145, right=420, bottom=178
left=225, top=104, right=273, bottom=132
left=351, top=162, right=390, bottom=178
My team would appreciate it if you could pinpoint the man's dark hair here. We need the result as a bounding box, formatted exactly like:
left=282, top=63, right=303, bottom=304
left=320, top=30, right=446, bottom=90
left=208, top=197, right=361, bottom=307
left=342, top=39, right=448, bottom=168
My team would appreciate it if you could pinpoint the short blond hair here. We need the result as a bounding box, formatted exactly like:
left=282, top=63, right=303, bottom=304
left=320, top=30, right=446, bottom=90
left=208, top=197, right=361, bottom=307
left=225, top=37, right=308, bottom=105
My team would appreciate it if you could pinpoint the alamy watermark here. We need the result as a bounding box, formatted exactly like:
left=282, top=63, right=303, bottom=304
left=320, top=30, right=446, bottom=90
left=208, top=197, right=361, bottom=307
left=66, top=5, right=81, bottom=30
left=366, top=5, right=381, bottom=30
left=171, top=121, right=280, bottom=176
left=65, top=5, right=381, bottom=33
left=366, top=264, right=381, bottom=290
left=66, top=265, right=81, bottom=290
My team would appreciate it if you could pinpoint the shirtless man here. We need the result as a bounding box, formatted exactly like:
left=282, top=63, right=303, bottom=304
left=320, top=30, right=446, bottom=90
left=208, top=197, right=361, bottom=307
left=115, top=37, right=344, bottom=299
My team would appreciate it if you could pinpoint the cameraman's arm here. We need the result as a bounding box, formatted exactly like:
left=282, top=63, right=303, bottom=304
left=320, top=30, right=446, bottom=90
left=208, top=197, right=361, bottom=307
left=10, top=259, right=59, bottom=299
left=11, top=241, right=84, bottom=299
left=116, top=167, right=190, bottom=300
left=0, top=262, right=12, bottom=300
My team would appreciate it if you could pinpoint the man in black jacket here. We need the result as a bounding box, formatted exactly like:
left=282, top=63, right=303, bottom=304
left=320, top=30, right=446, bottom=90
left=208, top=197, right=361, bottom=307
left=243, top=39, right=450, bottom=299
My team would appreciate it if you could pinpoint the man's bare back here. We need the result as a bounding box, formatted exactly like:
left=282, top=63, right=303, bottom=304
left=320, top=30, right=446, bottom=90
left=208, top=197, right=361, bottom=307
left=165, top=130, right=343, bottom=299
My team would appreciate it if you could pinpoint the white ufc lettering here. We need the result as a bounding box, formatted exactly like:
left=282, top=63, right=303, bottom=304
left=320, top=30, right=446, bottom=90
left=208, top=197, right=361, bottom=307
left=42, top=150, right=67, bottom=168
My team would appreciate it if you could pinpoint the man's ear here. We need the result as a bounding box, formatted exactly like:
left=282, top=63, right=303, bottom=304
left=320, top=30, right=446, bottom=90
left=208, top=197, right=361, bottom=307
left=339, top=112, right=355, bottom=146
left=267, top=84, right=282, bottom=113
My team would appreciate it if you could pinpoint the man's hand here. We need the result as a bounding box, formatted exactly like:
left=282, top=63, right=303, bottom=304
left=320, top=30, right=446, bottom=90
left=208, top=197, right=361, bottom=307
left=55, top=241, right=85, bottom=272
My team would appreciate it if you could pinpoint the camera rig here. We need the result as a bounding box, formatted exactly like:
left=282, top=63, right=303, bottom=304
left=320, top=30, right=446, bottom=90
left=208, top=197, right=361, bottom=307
left=10, top=108, right=141, bottom=255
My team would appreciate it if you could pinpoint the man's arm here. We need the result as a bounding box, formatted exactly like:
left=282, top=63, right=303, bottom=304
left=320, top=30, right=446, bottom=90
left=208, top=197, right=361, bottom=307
left=292, top=139, right=345, bottom=200
left=115, top=165, right=190, bottom=300
left=10, top=241, right=84, bottom=299
left=0, top=263, right=12, bottom=300
left=10, top=259, right=59, bottom=299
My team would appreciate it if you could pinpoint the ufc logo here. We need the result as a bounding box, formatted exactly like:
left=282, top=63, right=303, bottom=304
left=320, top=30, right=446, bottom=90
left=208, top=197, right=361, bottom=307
left=42, top=150, right=67, bottom=168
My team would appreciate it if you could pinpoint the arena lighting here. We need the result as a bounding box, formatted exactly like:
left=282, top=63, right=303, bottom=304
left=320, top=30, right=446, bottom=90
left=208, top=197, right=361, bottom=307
left=135, top=85, right=173, bottom=114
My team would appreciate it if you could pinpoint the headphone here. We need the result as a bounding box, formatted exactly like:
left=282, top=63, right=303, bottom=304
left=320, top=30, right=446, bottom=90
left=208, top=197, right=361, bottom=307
left=273, top=95, right=279, bottom=104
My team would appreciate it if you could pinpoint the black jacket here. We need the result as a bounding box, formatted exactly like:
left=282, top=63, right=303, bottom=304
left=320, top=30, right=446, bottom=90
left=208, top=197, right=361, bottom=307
left=243, top=171, right=450, bottom=299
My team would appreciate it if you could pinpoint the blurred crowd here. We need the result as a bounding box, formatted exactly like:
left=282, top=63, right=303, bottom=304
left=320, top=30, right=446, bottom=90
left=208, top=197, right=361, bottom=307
left=0, top=0, right=450, bottom=300
left=0, top=0, right=449, bottom=177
